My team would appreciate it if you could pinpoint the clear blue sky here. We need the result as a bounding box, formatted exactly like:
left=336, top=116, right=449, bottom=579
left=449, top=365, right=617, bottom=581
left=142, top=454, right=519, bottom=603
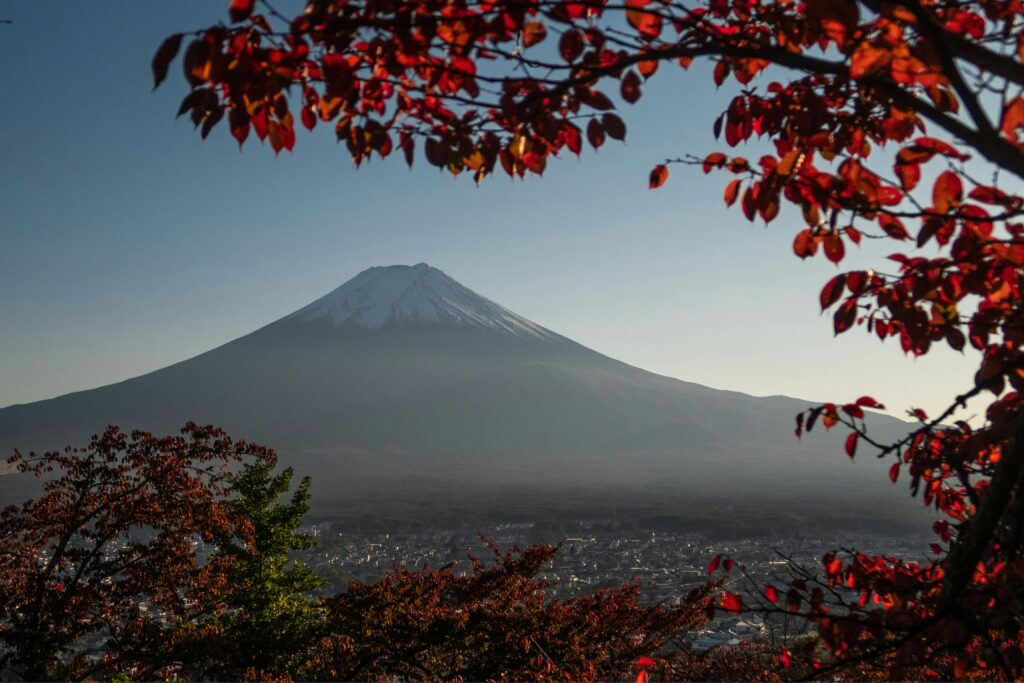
left=0, top=2, right=981, bottom=423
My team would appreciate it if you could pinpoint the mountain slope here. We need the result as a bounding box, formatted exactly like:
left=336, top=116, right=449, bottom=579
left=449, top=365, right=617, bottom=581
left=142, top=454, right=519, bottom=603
left=0, top=264, right=914, bottom=519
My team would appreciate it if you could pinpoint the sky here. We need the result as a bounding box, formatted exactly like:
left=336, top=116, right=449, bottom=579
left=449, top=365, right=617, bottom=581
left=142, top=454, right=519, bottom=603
left=0, top=2, right=984, bottom=422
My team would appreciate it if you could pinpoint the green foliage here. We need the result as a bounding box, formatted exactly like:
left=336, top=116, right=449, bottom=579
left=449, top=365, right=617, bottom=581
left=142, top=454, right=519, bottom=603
left=180, top=460, right=326, bottom=680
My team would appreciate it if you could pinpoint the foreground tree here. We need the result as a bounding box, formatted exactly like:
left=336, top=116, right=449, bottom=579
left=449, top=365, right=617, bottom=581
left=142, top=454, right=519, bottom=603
left=161, top=459, right=325, bottom=681
left=157, top=0, right=1024, bottom=677
left=0, top=423, right=274, bottom=681
left=302, top=541, right=715, bottom=681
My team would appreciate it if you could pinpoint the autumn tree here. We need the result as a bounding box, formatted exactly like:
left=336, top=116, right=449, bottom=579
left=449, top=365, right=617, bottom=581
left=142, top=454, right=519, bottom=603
left=156, top=0, right=1024, bottom=677
left=0, top=423, right=274, bottom=681
left=300, top=541, right=716, bottom=681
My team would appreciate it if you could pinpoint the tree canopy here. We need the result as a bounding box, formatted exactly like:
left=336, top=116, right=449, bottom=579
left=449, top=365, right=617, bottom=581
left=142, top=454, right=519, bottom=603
left=152, top=0, right=1024, bottom=677
left=0, top=424, right=272, bottom=680
left=175, top=459, right=325, bottom=679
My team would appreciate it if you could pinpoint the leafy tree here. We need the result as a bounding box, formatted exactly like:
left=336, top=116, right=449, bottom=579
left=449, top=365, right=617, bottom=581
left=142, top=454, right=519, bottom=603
left=301, top=541, right=716, bottom=681
left=0, top=423, right=273, bottom=681
left=156, top=0, right=1024, bottom=677
left=182, top=459, right=325, bottom=680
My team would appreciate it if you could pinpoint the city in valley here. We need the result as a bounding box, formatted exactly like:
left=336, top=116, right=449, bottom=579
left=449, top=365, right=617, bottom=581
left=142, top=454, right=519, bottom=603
left=300, top=520, right=932, bottom=653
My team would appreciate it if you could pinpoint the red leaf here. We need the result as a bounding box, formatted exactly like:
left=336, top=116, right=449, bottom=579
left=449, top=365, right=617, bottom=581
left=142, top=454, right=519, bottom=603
left=889, top=462, right=900, bottom=483
left=932, top=171, right=963, bottom=213
left=251, top=106, right=268, bottom=141
left=713, top=113, right=724, bottom=139
left=707, top=554, right=722, bottom=575
left=845, top=271, right=867, bottom=294
left=603, top=113, right=626, bottom=141
left=200, top=106, right=224, bottom=140
left=1000, top=98, right=1024, bottom=137
left=764, top=585, right=779, bottom=603
left=842, top=403, right=865, bottom=419
left=723, top=179, right=741, bottom=206
left=947, top=328, right=966, bottom=351
left=834, top=299, right=857, bottom=334
left=229, top=0, right=255, bottom=23
left=720, top=592, right=743, bottom=613
left=183, top=39, right=211, bottom=87
left=823, top=234, right=845, bottom=264
left=425, top=137, right=447, bottom=167
left=281, top=114, right=296, bottom=151
left=638, top=58, right=659, bottom=78
left=636, top=656, right=656, bottom=669
left=621, top=71, right=642, bottom=104
left=855, top=396, right=884, bottom=409
left=229, top=108, right=250, bottom=147
left=897, top=146, right=933, bottom=166
left=301, top=106, right=316, bottom=131
left=819, top=274, right=846, bottom=310
left=559, top=30, right=584, bottom=62
left=401, top=135, right=415, bottom=168
left=913, top=136, right=970, bottom=160
left=741, top=186, right=756, bottom=221
left=626, top=0, right=663, bottom=39
left=894, top=162, right=921, bottom=191
left=702, top=152, right=726, bottom=173
left=793, top=229, right=817, bottom=259
left=844, top=432, right=858, bottom=458
left=875, top=186, right=902, bottom=206
left=586, top=90, right=615, bottom=111
left=713, top=60, right=730, bottom=86
left=649, top=164, right=668, bottom=189
left=587, top=119, right=605, bottom=150
left=564, top=123, right=582, bottom=156
left=850, top=41, right=891, bottom=78
left=522, top=22, right=547, bottom=48
left=879, top=215, right=910, bottom=240
left=152, top=33, right=184, bottom=90
left=806, top=407, right=822, bottom=433
left=917, top=217, right=943, bottom=247
left=968, top=185, right=1010, bottom=206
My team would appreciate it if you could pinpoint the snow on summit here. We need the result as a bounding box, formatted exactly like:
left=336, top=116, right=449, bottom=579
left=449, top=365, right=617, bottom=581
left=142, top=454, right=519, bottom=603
left=288, top=263, right=560, bottom=340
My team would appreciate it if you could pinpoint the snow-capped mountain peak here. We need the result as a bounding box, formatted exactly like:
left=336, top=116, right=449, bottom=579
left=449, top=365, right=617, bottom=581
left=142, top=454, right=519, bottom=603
left=286, top=263, right=560, bottom=340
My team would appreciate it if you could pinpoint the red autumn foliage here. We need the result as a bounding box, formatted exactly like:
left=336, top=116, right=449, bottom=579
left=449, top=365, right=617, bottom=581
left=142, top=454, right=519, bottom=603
left=0, top=423, right=274, bottom=680
left=146, top=0, right=1024, bottom=677
left=300, top=541, right=716, bottom=681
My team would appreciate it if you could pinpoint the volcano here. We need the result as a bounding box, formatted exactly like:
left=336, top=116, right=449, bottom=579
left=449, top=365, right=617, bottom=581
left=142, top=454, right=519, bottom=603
left=0, top=264, right=912, bottom=522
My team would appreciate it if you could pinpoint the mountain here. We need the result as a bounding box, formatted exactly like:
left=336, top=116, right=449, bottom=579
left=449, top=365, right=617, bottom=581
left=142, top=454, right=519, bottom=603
left=0, top=264, right=916, bottom=525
